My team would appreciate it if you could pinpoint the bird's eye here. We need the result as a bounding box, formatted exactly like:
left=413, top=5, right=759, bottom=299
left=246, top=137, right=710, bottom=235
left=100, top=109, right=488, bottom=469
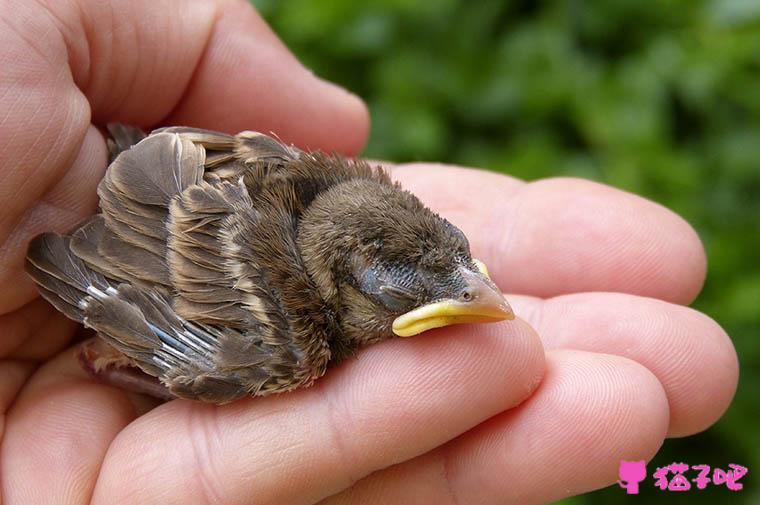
left=355, top=262, right=420, bottom=311
left=378, top=285, right=417, bottom=311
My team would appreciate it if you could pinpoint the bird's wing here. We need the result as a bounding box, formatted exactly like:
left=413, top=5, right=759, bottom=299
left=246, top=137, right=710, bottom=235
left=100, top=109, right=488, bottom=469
left=156, top=126, right=302, bottom=183
left=107, top=123, right=301, bottom=183
left=93, top=127, right=302, bottom=286
left=164, top=173, right=334, bottom=398
left=25, top=128, right=320, bottom=401
left=94, top=132, right=205, bottom=286
left=166, top=176, right=290, bottom=331
left=27, top=234, right=272, bottom=401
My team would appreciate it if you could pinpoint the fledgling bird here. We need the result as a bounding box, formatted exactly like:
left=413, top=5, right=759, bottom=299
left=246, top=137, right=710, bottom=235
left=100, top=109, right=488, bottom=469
left=25, top=125, right=514, bottom=403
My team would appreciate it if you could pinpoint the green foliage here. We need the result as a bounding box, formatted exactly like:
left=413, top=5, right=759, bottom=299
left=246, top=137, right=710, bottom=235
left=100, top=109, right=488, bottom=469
left=253, top=0, right=759, bottom=502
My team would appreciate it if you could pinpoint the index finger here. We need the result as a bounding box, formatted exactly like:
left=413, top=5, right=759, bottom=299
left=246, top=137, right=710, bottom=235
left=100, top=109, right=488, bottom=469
left=391, top=163, right=706, bottom=304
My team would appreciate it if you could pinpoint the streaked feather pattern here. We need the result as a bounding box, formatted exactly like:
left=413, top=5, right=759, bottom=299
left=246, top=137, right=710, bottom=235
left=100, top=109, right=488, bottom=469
left=25, top=125, right=387, bottom=402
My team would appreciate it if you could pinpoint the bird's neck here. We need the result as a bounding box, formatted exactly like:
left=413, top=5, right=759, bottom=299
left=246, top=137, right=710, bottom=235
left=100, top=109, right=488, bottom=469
left=296, top=181, right=393, bottom=362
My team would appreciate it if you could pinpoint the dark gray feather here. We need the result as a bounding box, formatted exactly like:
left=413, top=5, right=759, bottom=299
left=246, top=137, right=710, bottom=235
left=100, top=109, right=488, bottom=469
left=106, top=123, right=147, bottom=161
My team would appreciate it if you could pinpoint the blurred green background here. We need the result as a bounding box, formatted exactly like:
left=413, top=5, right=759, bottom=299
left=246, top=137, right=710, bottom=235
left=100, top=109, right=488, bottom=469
left=253, top=0, right=758, bottom=502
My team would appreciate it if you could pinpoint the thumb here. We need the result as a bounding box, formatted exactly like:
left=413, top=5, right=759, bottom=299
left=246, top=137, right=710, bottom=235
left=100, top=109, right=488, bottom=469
left=0, top=0, right=368, bottom=313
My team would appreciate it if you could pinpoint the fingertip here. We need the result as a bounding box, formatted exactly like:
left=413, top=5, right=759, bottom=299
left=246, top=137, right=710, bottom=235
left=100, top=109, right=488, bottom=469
left=516, top=292, right=739, bottom=440
left=165, top=0, right=371, bottom=154
left=420, top=349, right=671, bottom=505
left=665, top=213, right=707, bottom=303
left=501, top=350, right=670, bottom=502
left=312, top=77, right=371, bottom=155
left=499, top=317, right=546, bottom=403
left=666, top=311, right=738, bottom=437
left=621, top=192, right=707, bottom=304
left=545, top=350, right=670, bottom=460
left=506, top=177, right=708, bottom=303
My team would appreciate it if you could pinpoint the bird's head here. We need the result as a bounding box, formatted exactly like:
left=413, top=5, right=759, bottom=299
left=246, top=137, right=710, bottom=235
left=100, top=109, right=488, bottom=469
left=298, top=176, right=514, bottom=348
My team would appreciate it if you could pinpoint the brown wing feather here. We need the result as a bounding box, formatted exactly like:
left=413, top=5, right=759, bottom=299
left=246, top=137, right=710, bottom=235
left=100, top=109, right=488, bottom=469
left=69, top=216, right=132, bottom=284
left=25, top=233, right=111, bottom=322
left=167, top=177, right=286, bottom=333
left=157, top=127, right=301, bottom=183
left=98, top=229, right=169, bottom=285
left=98, top=179, right=168, bottom=241
left=94, top=132, right=205, bottom=287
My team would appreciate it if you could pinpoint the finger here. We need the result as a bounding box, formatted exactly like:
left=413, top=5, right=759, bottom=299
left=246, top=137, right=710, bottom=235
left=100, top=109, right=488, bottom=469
left=163, top=1, right=369, bottom=152
left=2, top=0, right=368, bottom=313
left=0, top=349, right=138, bottom=505
left=0, top=360, right=36, bottom=434
left=0, top=121, right=104, bottom=312
left=0, top=298, right=76, bottom=358
left=91, top=320, right=544, bottom=505
left=390, top=164, right=706, bottom=304
left=57, top=0, right=369, bottom=152
left=508, top=292, right=738, bottom=436
left=322, top=350, right=670, bottom=505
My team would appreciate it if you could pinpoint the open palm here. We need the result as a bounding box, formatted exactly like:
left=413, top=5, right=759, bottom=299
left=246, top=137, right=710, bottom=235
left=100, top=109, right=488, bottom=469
left=0, top=1, right=738, bottom=504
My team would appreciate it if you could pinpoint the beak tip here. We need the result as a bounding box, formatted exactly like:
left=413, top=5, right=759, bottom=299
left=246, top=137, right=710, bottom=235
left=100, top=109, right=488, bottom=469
left=391, top=267, right=516, bottom=337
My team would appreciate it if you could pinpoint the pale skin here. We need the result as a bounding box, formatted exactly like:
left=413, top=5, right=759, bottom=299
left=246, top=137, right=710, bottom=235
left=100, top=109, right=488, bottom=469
left=0, top=0, right=739, bottom=503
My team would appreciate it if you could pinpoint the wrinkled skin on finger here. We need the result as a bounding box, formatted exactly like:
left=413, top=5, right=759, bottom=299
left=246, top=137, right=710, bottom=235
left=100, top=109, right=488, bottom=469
left=0, top=0, right=737, bottom=504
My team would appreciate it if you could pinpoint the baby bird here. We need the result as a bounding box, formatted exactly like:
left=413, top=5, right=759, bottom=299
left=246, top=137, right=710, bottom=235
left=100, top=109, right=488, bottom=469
left=25, top=125, right=514, bottom=403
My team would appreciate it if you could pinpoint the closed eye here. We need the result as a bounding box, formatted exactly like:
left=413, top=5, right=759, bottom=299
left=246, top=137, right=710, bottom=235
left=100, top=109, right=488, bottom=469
left=379, top=284, right=418, bottom=311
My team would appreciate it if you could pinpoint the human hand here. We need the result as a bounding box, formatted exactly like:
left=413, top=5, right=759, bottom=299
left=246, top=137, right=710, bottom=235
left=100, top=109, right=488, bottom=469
left=0, top=1, right=738, bottom=504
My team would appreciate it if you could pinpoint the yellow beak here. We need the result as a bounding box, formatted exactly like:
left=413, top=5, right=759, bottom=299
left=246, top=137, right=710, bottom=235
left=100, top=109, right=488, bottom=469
left=392, top=260, right=515, bottom=337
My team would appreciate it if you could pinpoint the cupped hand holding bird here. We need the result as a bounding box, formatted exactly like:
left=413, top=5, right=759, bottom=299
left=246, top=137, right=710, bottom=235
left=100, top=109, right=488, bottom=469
left=0, top=1, right=738, bottom=504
